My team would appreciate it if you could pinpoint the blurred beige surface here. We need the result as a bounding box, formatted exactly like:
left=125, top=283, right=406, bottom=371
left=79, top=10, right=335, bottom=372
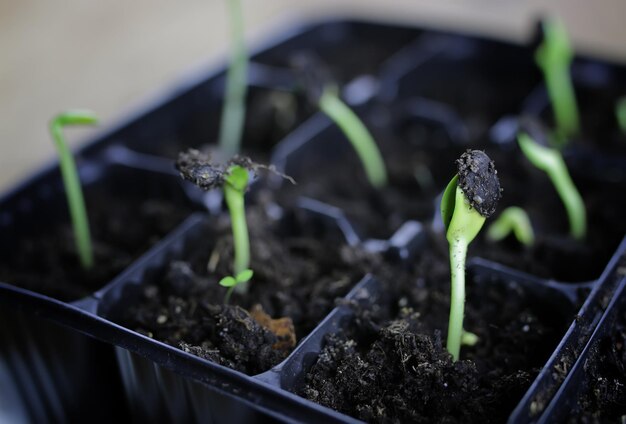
left=2, top=0, right=626, bottom=191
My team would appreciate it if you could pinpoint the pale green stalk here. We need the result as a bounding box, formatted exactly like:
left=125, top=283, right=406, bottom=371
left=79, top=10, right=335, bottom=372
left=50, top=111, right=98, bottom=269
left=318, top=88, right=387, bottom=188
left=223, top=166, right=250, bottom=293
left=518, top=133, right=586, bottom=239
left=487, top=206, right=535, bottom=246
left=218, top=0, right=248, bottom=156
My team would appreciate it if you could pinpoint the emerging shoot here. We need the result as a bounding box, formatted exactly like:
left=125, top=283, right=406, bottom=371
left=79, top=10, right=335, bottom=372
left=535, top=18, right=580, bottom=143
left=176, top=149, right=252, bottom=295
left=517, top=132, right=586, bottom=240
left=616, top=96, right=626, bottom=135
left=218, top=0, right=248, bottom=156
left=318, top=87, right=388, bottom=188
left=219, top=269, right=253, bottom=304
left=486, top=206, right=535, bottom=247
left=293, top=53, right=387, bottom=188
left=441, top=150, right=501, bottom=361
left=50, top=110, right=98, bottom=269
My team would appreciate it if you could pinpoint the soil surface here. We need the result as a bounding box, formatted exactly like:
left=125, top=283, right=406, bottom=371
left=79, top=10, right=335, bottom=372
left=566, top=308, right=626, bottom=422
left=302, top=230, right=571, bottom=423
left=0, top=185, right=193, bottom=302
left=472, top=146, right=626, bottom=282
left=119, top=202, right=380, bottom=375
left=278, top=107, right=626, bottom=282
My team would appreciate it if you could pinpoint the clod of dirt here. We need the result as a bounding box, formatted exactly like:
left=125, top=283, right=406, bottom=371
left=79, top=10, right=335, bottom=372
left=175, top=149, right=256, bottom=191
left=457, top=149, right=501, bottom=217
left=250, top=304, right=296, bottom=353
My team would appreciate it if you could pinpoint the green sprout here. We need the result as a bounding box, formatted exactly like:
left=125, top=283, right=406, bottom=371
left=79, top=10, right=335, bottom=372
left=486, top=206, right=535, bottom=247
left=218, top=0, right=248, bottom=156
left=223, top=165, right=251, bottom=290
left=517, top=132, right=586, bottom=240
left=535, top=18, right=580, bottom=143
left=219, top=269, right=253, bottom=304
left=50, top=110, right=98, bottom=269
left=441, top=150, right=501, bottom=361
left=615, top=96, right=626, bottom=135
left=318, top=87, right=388, bottom=188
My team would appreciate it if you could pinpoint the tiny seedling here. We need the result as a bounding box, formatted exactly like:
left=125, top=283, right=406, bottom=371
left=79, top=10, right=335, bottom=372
left=50, top=110, right=98, bottom=269
left=176, top=149, right=293, bottom=300
left=486, top=206, right=535, bottom=247
left=441, top=150, right=501, bottom=361
left=318, top=87, right=388, bottom=188
left=517, top=132, right=586, bottom=240
left=177, top=150, right=252, bottom=295
left=535, top=18, right=580, bottom=143
left=218, top=0, right=248, bottom=156
left=292, top=53, right=387, bottom=188
left=219, top=269, right=253, bottom=304
left=616, top=96, right=626, bottom=135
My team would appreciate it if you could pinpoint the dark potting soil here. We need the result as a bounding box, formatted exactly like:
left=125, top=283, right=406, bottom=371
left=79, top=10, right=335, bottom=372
left=538, top=81, right=626, bottom=156
left=566, top=310, right=626, bottom=423
left=471, top=147, right=626, bottom=282
left=302, top=231, right=570, bottom=423
left=277, top=119, right=459, bottom=240
left=0, top=187, right=193, bottom=302
left=138, top=87, right=310, bottom=161
left=119, top=203, right=380, bottom=375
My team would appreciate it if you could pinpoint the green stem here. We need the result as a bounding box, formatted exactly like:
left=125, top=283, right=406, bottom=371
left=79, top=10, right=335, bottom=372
left=447, top=237, right=468, bottom=362
left=486, top=206, right=535, bottom=246
left=318, top=89, right=387, bottom=188
left=549, top=155, right=586, bottom=239
left=518, top=133, right=586, bottom=239
left=224, top=286, right=235, bottom=305
left=544, top=66, right=579, bottom=140
left=616, top=97, right=626, bottom=135
left=50, top=111, right=98, bottom=269
left=218, top=0, right=248, bottom=156
left=223, top=179, right=250, bottom=293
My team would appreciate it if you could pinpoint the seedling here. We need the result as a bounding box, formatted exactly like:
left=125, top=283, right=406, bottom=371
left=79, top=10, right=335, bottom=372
left=293, top=53, right=387, bottom=188
left=219, top=269, right=253, bottom=304
left=50, top=110, right=98, bottom=269
left=615, top=96, right=626, bottom=135
left=318, top=87, right=388, bottom=188
left=535, top=18, right=580, bottom=143
left=176, top=150, right=293, bottom=300
left=441, top=150, right=501, bottom=361
left=218, top=0, right=248, bottom=156
left=517, top=132, right=586, bottom=240
left=177, top=150, right=252, bottom=294
left=486, top=206, right=535, bottom=247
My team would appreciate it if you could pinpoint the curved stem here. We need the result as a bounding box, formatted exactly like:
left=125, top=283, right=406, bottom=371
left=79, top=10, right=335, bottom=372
left=549, top=155, right=586, bottom=240
left=447, top=237, right=468, bottom=362
left=50, top=112, right=97, bottom=269
left=544, top=66, right=579, bottom=140
left=223, top=183, right=250, bottom=294
left=318, top=89, right=387, bottom=188
left=218, top=0, right=248, bottom=156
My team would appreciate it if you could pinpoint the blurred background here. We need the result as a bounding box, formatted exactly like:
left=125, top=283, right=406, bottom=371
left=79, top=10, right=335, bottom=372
left=2, top=0, right=626, bottom=191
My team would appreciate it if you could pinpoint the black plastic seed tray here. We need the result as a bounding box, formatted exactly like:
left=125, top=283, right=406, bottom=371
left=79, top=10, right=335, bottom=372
left=1, top=17, right=626, bottom=423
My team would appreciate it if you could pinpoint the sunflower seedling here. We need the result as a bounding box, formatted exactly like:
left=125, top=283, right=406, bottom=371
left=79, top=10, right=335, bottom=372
left=293, top=53, right=387, bottom=188
left=441, top=150, right=501, bottom=361
left=486, top=206, right=535, bottom=247
left=177, top=149, right=253, bottom=296
left=176, top=149, right=293, bottom=301
left=517, top=130, right=586, bottom=240
left=535, top=18, right=580, bottom=144
left=218, top=0, right=248, bottom=156
left=50, top=110, right=99, bottom=269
